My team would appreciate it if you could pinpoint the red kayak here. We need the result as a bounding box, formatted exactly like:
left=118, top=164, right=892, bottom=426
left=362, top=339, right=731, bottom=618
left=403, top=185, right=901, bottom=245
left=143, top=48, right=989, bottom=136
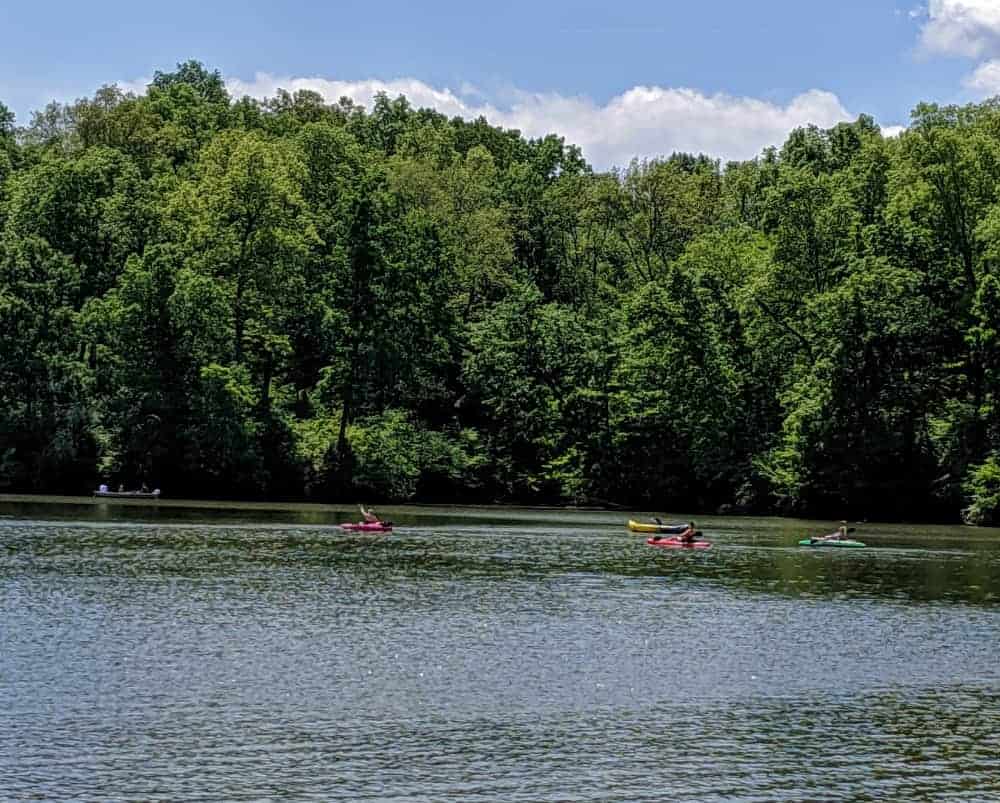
left=646, top=537, right=711, bottom=550
left=340, top=521, right=393, bottom=532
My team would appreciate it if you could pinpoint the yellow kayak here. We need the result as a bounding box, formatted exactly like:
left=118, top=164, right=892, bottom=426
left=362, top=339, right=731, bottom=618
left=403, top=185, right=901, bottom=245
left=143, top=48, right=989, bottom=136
left=627, top=519, right=688, bottom=534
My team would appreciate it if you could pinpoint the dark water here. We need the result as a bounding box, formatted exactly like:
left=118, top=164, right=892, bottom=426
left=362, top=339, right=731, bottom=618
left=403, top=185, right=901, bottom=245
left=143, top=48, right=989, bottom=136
left=3, top=499, right=1000, bottom=801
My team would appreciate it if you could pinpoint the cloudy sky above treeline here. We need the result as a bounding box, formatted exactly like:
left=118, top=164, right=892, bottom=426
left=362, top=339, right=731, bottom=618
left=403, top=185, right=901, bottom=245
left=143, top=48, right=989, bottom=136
left=4, top=1, right=1000, bottom=167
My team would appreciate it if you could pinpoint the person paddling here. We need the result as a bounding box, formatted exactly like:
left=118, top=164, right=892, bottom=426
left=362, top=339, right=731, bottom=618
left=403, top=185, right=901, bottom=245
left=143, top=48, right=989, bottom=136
left=814, top=521, right=850, bottom=542
left=679, top=522, right=697, bottom=543
left=824, top=521, right=849, bottom=540
left=359, top=504, right=381, bottom=524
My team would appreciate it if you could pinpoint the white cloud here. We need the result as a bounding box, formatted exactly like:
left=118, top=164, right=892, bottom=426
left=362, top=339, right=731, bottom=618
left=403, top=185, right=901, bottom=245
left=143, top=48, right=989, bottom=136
left=965, top=57, right=1000, bottom=92
left=225, top=72, right=855, bottom=168
left=920, top=0, right=1000, bottom=58
left=118, top=76, right=152, bottom=97
left=917, top=2, right=1000, bottom=97
left=882, top=125, right=907, bottom=137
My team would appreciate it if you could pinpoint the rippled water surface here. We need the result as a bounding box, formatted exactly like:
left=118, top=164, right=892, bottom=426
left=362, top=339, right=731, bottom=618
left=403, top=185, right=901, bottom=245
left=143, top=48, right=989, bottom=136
left=3, top=498, right=1000, bottom=801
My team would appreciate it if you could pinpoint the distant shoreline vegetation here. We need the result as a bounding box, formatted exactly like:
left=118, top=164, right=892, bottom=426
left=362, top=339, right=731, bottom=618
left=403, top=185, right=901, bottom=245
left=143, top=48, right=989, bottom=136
left=3, top=61, right=1000, bottom=524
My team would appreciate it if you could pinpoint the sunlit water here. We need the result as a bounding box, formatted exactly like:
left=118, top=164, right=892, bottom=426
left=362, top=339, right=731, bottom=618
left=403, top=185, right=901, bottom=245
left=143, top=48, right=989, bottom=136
left=3, top=499, right=1000, bottom=801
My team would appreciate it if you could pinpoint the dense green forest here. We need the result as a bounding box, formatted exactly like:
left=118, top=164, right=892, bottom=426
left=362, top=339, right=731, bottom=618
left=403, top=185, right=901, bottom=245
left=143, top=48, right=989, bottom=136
left=5, top=61, right=1000, bottom=522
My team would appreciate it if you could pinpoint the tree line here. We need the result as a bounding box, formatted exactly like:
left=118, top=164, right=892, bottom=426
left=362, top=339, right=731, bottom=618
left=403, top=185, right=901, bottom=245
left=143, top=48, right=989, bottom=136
left=4, top=61, right=1000, bottom=523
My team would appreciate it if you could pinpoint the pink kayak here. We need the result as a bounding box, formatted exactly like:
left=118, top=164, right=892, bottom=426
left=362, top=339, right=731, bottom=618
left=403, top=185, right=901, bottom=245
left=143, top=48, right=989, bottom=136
left=646, top=537, right=711, bottom=550
left=340, top=521, right=393, bottom=532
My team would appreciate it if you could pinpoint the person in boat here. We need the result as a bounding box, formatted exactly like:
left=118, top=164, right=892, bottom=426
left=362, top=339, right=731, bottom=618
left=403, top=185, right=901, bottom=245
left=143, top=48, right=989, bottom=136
left=813, top=521, right=850, bottom=542
left=98, top=483, right=109, bottom=494
left=679, top=522, right=697, bottom=543
left=820, top=521, right=849, bottom=541
left=652, top=522, right=697, bottom=544
left=359, top=504, right=381, bottom=524
left=118, top=484, right=125, bottom=493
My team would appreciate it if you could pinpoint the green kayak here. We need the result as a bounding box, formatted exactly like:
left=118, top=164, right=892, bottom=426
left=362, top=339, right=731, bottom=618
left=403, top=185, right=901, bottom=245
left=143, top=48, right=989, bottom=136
left=798, top=538, right=866, bottom=548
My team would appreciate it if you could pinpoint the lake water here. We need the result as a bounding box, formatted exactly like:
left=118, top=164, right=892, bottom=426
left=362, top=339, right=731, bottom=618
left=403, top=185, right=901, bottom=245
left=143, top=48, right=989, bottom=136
left=3, top=498, right=1000, bottom=801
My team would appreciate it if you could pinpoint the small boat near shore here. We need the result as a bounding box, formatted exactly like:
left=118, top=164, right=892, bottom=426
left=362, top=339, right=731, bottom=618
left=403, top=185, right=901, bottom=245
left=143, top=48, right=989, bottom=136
left=93, top=489, right=161, bottom=500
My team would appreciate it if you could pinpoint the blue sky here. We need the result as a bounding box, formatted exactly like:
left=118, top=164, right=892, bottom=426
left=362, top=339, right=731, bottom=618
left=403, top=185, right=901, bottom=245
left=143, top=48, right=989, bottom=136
left=4, top=0, right=1000, bottom=166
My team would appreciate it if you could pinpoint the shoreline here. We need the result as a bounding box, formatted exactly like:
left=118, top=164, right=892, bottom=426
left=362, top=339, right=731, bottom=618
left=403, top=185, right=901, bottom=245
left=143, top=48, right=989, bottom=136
left=0, top=493, right=661, bottom=526
left=0, top=492, right=628, bottom=515
left=0, top=493, right=995, bottom=533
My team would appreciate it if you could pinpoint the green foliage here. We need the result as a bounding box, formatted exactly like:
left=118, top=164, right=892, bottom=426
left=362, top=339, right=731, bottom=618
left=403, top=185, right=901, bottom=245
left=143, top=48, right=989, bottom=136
left=0, top=101, right=14, bottom=182
left=463, top=285, right=611, bottom=499
left=151, top=61, right=229, bottom=107
left=8, top=64, right=1000, bottom=521
left=347, top=410, right=482, bottom=501
left=963, top=455, right=1000, bottom=525
left=611, top=274, right=744, bottom=506
left=183, top=364, right=265, bottom=494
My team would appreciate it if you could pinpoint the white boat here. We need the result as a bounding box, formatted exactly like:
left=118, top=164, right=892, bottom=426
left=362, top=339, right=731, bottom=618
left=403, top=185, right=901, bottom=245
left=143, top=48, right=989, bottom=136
left=93, top=489, right=161, bottom=499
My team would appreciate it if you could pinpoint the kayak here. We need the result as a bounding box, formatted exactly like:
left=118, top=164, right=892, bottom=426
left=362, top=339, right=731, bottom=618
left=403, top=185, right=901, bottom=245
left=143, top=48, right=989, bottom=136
left=340, top=521, right=393, bottom=533
left=628, top=520, right=689, bottom=534
left=340, top=521, right=392, bottom=532
left=647, top=537, right=711, bottom=550
left=798, top=538, right=865, bottom=548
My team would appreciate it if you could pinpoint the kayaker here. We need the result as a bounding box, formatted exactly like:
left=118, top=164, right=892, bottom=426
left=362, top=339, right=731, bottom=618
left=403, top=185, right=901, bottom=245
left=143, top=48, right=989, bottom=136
left=816, top=521, right=849, bottom=542
left=359, top=504, right=381, bottom=524
left=679, top=522, right=697, bottom=543
left=822, top=521, right=849, bottom=540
